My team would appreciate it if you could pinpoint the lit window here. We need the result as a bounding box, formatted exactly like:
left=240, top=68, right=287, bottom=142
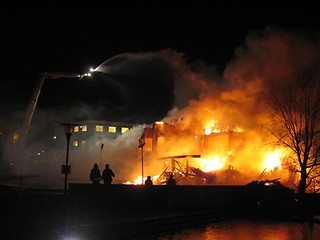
left=13, top=132, right=19, bottom=143
left=96, top=125, right=103, bottom=132
left=108, top=126, right=116, bottom=133
left=81, top=140, right=86, bottom=146
left=73, top=141, right=79, bottom=147
left=121, top=127, right=129, bottom=133
left=74, top=126, right=79, bottom=132
left=82, top=125, right=87, bottom=132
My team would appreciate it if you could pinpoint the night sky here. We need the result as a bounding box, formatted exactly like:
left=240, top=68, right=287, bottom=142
left=1, top=4, right=320, bottom=132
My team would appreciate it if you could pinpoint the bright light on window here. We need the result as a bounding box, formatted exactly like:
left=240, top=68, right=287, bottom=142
left=96, top=125, right=103, bottom=132
left=121, top=127, right=129, bottom=133
left=13, top=132, right=19, bottom=143
left=74, top=126, right=79, bottom=132
left=82, top=125, right=87, bottom=132
left=108, top=126, right=116, bottom=133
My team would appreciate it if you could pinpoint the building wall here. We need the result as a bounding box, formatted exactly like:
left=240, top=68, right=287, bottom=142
left=52, top=120, right=134, bottom=150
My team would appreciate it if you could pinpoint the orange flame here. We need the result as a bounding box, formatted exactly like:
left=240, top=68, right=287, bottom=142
left=198, top=156, right=226, bottom=172
left=124, top=174, right=160, bottom=185
left=263, top=150, right=282, bottom=171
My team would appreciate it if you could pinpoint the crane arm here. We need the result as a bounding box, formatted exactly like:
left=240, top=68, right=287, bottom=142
left=20, top=72, right=82, bottom=140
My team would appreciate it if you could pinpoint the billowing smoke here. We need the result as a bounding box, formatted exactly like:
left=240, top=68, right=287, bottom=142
left=3, top=26, right=320, bottom=188
left=134, top=27, right=320, bottom=186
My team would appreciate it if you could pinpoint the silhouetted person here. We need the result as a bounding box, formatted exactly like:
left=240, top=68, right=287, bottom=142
left=102, top=163, right=115, bottom=185
left=90, top=163, right=101, bottom=184
left=145, top=175, right=153, bottom=187
left=167, top=174, right=176, bottom=186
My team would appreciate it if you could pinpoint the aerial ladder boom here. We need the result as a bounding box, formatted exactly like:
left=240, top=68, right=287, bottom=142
left=19, top=72, right=82, bottom=141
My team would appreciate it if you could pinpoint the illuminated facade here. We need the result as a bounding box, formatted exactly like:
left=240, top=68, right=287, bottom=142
left=61, top=120, right=133, bottom=149
left=26, top=120, right=134, bottom=169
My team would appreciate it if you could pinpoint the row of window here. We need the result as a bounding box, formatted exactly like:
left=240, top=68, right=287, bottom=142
left=72, top=140, right=110, bottom=147
left=73, top=125, right=130, bottom=134
left=70, top=124, right=131, bottom=148
left=73, top=140, right=87, bottom=147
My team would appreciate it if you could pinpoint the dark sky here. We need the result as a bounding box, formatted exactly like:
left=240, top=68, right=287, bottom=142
left=1, top=4, right=320, bottom=129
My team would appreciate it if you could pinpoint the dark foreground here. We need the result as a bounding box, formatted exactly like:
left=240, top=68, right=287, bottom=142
left=0, top=183, right=319, bottom=239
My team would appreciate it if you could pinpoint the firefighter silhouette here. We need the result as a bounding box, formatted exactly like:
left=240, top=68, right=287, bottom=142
left=90, top=163, right=102, bottom=184
left=102, top=163, right=115, bottom=185
left=167, top=174, right=176, bottom=185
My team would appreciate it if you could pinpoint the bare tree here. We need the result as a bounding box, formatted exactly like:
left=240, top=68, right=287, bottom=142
left=268, top=72, right=320, bottom=197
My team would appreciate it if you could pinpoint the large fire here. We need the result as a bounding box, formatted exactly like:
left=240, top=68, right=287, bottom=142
left=125, top=119, right=289, bottom=186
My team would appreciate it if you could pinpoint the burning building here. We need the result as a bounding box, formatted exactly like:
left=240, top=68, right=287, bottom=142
left=138, top=119, right=289, bottom=186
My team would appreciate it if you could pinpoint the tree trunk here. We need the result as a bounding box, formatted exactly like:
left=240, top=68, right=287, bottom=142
left=298, top=168, right=307, bottom=202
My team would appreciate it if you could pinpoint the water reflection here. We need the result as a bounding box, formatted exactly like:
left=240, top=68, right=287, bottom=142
left=154, top=219, right=320, bottom=240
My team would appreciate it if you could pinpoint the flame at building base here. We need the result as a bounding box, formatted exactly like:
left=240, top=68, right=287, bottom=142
left=128, top=120, right=292, bottom=188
